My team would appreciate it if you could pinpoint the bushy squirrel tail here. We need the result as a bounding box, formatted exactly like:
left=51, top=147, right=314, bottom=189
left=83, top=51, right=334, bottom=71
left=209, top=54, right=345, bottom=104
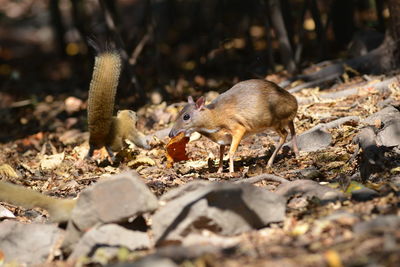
left=0, top=181, right=76, bottom=222
left=87, top=50, right=122, bottom=150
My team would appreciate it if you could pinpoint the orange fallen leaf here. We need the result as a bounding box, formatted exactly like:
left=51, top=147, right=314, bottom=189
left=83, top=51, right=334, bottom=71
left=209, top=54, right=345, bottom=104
left=324, top=249, right=343, bottom=267
left=165, top=132, right=189, bottom=168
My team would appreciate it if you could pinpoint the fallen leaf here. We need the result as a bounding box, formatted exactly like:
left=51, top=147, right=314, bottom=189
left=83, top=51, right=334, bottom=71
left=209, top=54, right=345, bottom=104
left=0, top=205, right=16, bottom=219
left=165, top=132, right=189, bottom=168
left=0, top=164, right=19, bottom=178
left=127, top=156, right=156, bottom=168
left=0, top=250, right=4, bottom=266
left=291, top=222, right=309, bottom=236
left=183, top=160, right=208, bottom=170
left=324, top=250, right=343, bottom=267
left=21, top=132, right=44, bottom=147
left=344, top=181, right=364, bottom=194
left=65, top=96, right=83, bottom=114
left=390, top=166, right=400, bottom=174
left=59, top=129, right=85, bottom=145
left=40, top=152, right=65, bottom=170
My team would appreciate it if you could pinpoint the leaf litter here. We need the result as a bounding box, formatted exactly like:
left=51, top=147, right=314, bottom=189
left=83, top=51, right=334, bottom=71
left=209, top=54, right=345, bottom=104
left=0, top=74, right=400, bottom=266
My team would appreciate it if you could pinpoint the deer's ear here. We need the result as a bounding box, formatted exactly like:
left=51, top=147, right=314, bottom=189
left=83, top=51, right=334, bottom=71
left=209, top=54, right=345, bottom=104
left=188, top=96, right=194, bottom=104
left=195, top=96, right=205, bottom=110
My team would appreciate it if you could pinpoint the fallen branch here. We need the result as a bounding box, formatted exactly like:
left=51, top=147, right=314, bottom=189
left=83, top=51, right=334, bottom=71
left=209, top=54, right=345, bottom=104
left=296, top=75, right=399, bottom=105
left=288, top=71, right=342, bottom=93
left=234, top=173, right=288, bottom=184
left=279, top=63, right=344, bottom=89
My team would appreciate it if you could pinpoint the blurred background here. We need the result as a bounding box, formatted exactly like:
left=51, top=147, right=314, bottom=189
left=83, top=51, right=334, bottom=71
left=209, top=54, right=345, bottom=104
left=0, top=0, right=396, bottom=141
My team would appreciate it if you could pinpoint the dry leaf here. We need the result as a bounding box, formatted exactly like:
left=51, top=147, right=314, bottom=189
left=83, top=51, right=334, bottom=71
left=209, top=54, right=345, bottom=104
left=40, top=152, right=65, bottom=170
left=21, top=132, right=44, bottom=147
left=0, top=250, right=4, bottom=266
left=127, top=156, right=156, bottom=168
left=291, top=222, right=309, bottom=236
left=65, top=96, right=83, bottom=114
left=165, top=132, right=189, bottom=168
left=324, top=250, right=343, bottom=267
left=0, top=205, right=15, bottom=219
left=0, top=164, right=19, bottom=178
left=183, top=160, right=208, bottom=170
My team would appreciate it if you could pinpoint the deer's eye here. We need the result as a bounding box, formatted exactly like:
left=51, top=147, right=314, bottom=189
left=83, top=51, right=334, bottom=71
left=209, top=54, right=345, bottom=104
left=183, top=114, right=190, bottom=121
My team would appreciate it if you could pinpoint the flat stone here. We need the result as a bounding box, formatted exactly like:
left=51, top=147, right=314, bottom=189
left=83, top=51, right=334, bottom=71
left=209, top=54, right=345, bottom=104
left=153, top=181, right=285, bottom=245
left=362, top=106, right=400, bottom=125
left=378, top=119, right=400, bottom=147
left=69, top=224, right=150, bottom=259
left=0, top=220, right=64, bottom=265
left=71, top=171, right=158, bottom=231
left=295, top=127, right=332, bottom=152
left=275, top=180, right=346, bottom=203
left=63, top=171, right=157, bottom=252
left=351, top=187, right=379, bottom=202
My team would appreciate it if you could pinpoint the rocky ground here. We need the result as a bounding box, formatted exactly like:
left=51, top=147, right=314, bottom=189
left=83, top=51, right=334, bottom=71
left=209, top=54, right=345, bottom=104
left=0, top=74, right=400, bottom=266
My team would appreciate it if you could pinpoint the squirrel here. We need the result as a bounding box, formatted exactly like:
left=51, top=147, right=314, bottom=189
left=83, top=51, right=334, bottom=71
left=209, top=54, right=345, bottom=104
left=86, top=49, right=150, bottom=159
left=0, top=181, right=75, bottom=222
left=0, top=48, right=151, bottom=222
left=169, top=79, right=300, bottom=173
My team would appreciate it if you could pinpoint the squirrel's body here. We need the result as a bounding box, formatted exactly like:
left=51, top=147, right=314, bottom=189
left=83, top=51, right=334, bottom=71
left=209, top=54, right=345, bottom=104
left=0, top=181, right=75, bottom=222
left=86, top=50, right=150, bottom=158
left=169, top=79, right=299, bottom=172
left=108, top=110, right=150, bottom=151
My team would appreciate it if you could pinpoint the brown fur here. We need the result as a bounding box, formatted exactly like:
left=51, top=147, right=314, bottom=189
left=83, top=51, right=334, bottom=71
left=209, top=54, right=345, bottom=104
left=88, top=52, right=121, bottom=149
left=170, top=79, right=299, bottom=172
left=108, top=110, right=150, bottom=151
left=86, top=52, right=149, bottom=159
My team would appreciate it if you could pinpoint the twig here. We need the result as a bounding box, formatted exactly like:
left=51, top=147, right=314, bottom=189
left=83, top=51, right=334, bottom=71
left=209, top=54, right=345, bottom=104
left=234, top=173, right=289, bottom=184
left=129, top=26, right=153, bottom=66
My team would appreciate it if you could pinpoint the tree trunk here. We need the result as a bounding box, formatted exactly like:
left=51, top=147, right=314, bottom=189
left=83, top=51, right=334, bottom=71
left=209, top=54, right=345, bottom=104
left=267, top=0, right=296, bottom=73
left=386, top=0, right=400, bottom=70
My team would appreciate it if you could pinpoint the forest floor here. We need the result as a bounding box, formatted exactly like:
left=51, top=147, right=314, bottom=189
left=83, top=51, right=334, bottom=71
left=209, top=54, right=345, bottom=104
left=1, top=72, right=400, bottom=266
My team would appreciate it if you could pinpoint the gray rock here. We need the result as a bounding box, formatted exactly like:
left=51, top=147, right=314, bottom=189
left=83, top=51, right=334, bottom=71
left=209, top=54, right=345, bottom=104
left=351, top=187, right=379, bottom=202
left=160, top=181, right=210, bottom=202
left=286, top=116, right=359, bottom=152
left=69, top=224, right=150, bottom=259
left=71, top=171, right=158, bottom=231
left=296, top=127, right=332, bottom=152
left=0, top=220, right=64, bottom=265
left=298, top=167, right=323, bottom=180
left=354, top=215, right=400, bottom=235
left=354, top=126, right=385, bottom=181
left=63, top=171, right=157, bottom=252
left=153, top=181, right=285, bottom=245
left=377, top=98, right=396, bottom=109
left=362, top=106, right=400, bottom=125
left=275, top=180, right=346, bottom=203
left=378, top=119, right=400, bottom=147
